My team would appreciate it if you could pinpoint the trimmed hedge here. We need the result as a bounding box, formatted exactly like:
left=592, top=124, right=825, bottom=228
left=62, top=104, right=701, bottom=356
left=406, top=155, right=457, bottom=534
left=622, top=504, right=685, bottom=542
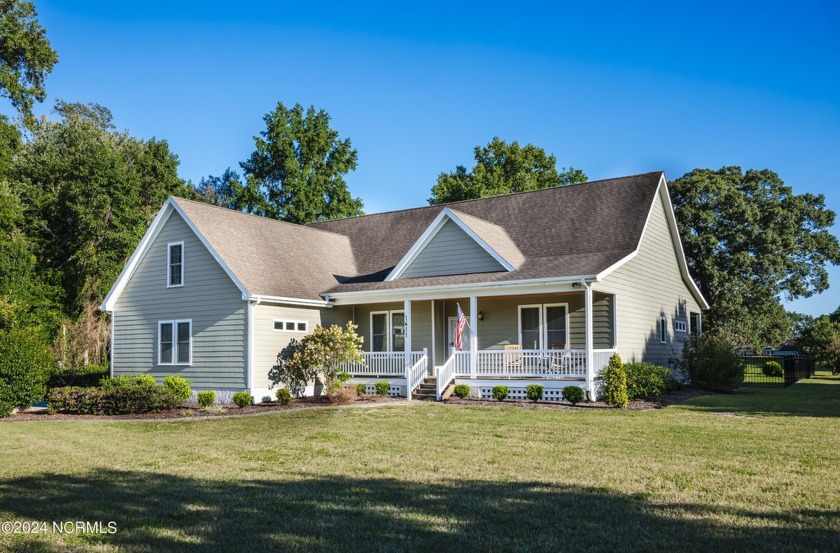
left=375, top=381, right=390, bottom=396
left=232, top=392, right=253, bottom=408
left=562, top=385, right=585, bottom=405
left=525, top=384, right=544, bottom=402
left=623, top=362, right=670, bottom=399
left=48, top=385, right=180, bottom=415
left=492, top=385, right=509, bottom=401
left=276, top=388, right=292, bottom=405
left=197, top=390, right=216, bottom=408
left=453, top=384, right=470, bottom=399
left=356, top=383, right=367, bottom=396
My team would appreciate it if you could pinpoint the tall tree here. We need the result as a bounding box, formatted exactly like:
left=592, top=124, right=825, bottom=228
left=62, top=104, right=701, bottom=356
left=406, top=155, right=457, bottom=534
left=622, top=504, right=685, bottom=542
left=240, top=102, right=363, bottom=224
left=197, top=167, right=266, bottom=214
left=670, top=167, right=840, bottom=347
left=9, top=101, right=193, bottom=365
left=0, top=0, right=58, bottom=129
left=428, top=137, right=587, bottom=204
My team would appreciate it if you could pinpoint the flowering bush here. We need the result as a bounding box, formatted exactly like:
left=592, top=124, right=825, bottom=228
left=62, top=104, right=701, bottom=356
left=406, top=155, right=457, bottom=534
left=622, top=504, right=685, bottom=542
left=48, top=385, right=179, bottom=415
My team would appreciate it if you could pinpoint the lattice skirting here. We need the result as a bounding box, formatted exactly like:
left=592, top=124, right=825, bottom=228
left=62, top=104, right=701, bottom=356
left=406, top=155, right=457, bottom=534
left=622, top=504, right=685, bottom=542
left=361, top=384, right=404, bottom=398
left=478, top=387, right=568, bottom=401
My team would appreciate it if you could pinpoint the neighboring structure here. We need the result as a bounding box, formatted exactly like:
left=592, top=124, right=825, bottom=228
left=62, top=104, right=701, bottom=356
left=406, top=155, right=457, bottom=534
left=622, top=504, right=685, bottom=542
left=101, top=172, right=707, bottom=402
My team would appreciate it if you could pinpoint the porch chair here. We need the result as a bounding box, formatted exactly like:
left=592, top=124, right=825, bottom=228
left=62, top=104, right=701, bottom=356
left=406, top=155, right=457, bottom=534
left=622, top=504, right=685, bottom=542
left=549, top=344, right=570, bottom=375
left=503, top=344, right=523, bottom=374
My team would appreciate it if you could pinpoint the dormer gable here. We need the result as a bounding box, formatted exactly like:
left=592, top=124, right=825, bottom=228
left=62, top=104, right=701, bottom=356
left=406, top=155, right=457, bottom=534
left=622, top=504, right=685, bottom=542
left=385, top=208, right=523, bottom=280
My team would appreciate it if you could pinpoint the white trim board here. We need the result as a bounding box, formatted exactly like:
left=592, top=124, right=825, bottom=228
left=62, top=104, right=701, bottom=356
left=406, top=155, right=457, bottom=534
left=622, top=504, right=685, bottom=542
left=385, top=207, right=516, bottom=281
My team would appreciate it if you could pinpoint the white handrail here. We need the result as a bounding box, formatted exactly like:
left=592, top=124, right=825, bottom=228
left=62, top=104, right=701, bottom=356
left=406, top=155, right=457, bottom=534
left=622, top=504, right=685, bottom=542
left=436, top=351, right=469, bottom=400
left=406, top=348, right=428, bottom=400
left=473, top=349, right=588, bottom=378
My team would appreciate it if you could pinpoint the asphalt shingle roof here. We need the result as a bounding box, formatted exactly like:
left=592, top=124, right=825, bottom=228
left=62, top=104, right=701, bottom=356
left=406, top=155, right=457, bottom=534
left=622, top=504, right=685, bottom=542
left=172, top=172, right=662, bottom=299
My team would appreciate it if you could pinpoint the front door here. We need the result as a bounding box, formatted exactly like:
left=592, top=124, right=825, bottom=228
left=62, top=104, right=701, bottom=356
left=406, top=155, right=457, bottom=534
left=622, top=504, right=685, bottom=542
left=447, top=316, right=458, bottom=356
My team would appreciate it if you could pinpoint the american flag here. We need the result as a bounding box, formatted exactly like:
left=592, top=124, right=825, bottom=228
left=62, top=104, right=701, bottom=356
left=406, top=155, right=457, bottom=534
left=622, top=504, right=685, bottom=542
left=455, top=303, right=467, bottom=351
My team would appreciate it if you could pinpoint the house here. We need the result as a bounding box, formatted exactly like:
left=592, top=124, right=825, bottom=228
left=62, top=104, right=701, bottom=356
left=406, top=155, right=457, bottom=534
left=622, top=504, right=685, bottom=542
left=100, top=171, right=708, bottom=402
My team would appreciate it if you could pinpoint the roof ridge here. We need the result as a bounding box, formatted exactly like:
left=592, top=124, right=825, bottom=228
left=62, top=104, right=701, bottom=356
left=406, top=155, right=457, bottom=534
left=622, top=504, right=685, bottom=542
left=170, top=196, right=353, bottom=240
left=309, top=171, right=664, bottom=225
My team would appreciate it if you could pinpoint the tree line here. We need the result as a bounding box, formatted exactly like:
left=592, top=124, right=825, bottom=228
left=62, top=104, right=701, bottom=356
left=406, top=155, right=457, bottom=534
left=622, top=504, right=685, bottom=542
left=1, top=0, right=840, bottom=412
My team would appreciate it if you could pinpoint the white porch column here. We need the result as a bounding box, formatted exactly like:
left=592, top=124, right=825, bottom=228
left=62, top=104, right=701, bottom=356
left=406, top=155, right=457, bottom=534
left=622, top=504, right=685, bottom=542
left=404, top=299, right=412, bottom=370
left=470, top=295, right=478, bottom=378
left=584, top=282, right=595, bottom=399
left=430, top=300, right=436, bottom=372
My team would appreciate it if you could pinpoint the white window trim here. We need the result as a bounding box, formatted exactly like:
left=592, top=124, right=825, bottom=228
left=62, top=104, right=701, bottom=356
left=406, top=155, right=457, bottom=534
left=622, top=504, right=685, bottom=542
left=517, top=304, right=542, bottom=350
left=674, top=320, right=687, bottom=333
left=272, top=319, right=308, bottom=333
left=369, top=310, right=405, bottom=352
left=659, top=316, right=668, bottom=344
left=166, top=241, right=185, bottom=288
left=543, top=303, right=571, bottom=350
left=517, top=303, right=569, bottom=350
left=158, top=319, right=192, bottom=366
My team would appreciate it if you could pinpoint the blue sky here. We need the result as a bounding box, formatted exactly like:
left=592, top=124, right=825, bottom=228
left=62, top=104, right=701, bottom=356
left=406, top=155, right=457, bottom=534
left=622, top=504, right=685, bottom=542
left=24, top=1, right=840, bottom=316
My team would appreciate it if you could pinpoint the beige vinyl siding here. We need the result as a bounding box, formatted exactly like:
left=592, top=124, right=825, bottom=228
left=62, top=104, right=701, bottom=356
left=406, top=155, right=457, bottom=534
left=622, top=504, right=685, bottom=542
left=401, top=219, right=504, bottom=278
left=250, top=303, right=353, bottom=391
left=594, top=186, right=701, bottom=366
left=113, top=212, right=247, bottom=389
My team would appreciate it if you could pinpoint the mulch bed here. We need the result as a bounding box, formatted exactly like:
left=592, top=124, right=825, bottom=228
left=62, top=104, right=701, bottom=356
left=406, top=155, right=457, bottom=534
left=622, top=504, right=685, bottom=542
left=3, top=389, right=712, bottom=422
left=444, top=388, right=711, bottom=411
left=3, top=395, right=404, bottom=422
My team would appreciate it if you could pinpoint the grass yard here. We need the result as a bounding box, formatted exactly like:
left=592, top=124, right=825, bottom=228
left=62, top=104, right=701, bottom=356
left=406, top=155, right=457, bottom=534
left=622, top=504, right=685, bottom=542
left=0, top=374, right=838, bottom=552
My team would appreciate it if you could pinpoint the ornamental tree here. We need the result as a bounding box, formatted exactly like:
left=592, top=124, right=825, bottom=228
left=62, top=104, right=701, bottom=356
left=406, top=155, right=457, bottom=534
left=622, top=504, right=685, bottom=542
left=268, top=322, right=364, bottom=396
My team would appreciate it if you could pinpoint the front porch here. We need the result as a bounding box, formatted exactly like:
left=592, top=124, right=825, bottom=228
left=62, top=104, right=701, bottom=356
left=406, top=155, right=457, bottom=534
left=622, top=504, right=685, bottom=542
left=338, top=289, right=617, bottom=400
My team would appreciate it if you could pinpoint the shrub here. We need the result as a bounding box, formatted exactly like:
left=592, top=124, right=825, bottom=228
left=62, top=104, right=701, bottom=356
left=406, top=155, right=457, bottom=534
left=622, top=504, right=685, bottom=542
left=232, top=391, right=253, bottom=408
left=664, top=376, right=683, bottom=392
left=163, top=376, right=192, bottom=402
left=675, top=332, right=744, bottom=393
left=763, top=360, right=784, bottom=378
left=197, top=390, right=216, bottom=408
left=0, top=327, right=55, bottom=416
left=329, top=385, right=357, bottom=403
left=623, top=362, right=670, bottom=399
left=47, top=385, right=179, bottom=415
left=562, top=385, right=585, bottom=405
left=356, top=383, right=367, bottom=396
left=375, top=381, right=390, bottom=396
left=492, top=385, right=509, bottom=401
left=526, top=384, right=544, bottom=402
left=134, top=374, right=156, bottom=387
left=100, top=375, right=133, bottom=390
left=47, top=363, right=109, bottom=389
left=276, top=388, right=292, bottom=405
left=601, top=353, right=628, bottom=408
left=453, top=384, right=470, bottom=399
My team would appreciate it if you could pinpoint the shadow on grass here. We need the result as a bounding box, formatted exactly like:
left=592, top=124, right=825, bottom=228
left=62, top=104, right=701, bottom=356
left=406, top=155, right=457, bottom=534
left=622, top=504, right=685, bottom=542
left=0, top=470, right=836, bottom=552
left=679, top=372, right=840, bottom=418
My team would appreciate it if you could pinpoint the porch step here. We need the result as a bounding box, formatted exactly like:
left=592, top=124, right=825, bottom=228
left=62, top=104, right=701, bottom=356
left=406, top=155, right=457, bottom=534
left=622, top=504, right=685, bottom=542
left=411, top=377, right=438, bottom=401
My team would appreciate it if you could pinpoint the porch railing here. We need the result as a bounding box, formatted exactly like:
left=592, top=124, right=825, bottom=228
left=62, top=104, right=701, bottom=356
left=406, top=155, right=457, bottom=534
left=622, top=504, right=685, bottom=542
left=406, top=349, right=428, bottom=400
left=339, top=351, right=424, bottom=377
left=592, top=349, right=617, bottom=376
left=475, top=349, right=588, bottom=378
left=436, top=351, right=469, bottom=400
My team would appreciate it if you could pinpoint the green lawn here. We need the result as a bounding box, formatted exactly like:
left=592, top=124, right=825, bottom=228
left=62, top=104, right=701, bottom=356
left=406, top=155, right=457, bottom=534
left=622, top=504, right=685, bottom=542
left=0, top=374, right=838, bottom=552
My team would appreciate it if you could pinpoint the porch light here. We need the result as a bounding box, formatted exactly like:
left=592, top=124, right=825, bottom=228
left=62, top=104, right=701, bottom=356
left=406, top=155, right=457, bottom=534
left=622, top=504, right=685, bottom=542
left=478, top=311, right=484, bottom=321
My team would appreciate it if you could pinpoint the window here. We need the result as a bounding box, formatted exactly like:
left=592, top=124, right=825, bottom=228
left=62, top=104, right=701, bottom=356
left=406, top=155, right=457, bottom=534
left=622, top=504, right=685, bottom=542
left=545, top=304, right=568, bottom=349
left=659, top=316, right=667, bottom=344
left=159, top=319, right=191, bottom=365
left=167, top=241, right=184, bottom=287
left=370, top=310, right=405, bottom=352
left=519, top=305, right=541, bottom=350
left=690, top=312, right=702, bottom=335
left=674, top=320, right=687, bottom=333
left=518, top=303, right=569, bottom=350
left=273, top=320, right=308, bottom=333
